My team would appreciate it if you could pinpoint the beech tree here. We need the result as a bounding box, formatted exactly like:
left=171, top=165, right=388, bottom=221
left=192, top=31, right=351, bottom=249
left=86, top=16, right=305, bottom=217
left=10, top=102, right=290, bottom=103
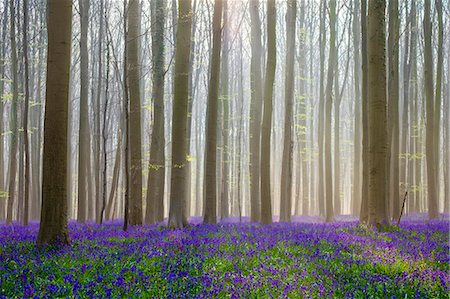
left=37, top=0, right=72, bottom=245
left=168, top=0, right=192, bottom=229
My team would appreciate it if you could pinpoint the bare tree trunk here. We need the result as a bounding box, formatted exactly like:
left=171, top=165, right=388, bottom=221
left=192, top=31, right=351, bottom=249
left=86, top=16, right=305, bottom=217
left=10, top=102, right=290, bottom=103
left=37, top=0, right=72, bottom=245
left=0, top=3, right=7, bottom=220
left=367, top=0, right=388, bottom=227
left=77, top=0, right=90, bottom=224
left=6, top=0, right=19, bottom=225
left=317, top=0, right=326, bottom=217
left=359, top=0, right=369, bottom=224
left=203, top=0, right=222, bottom=224
left=324, top=0, right=336, bottom=222
left=260, top=0, right=276, bottom=225
left=280, top=0, right=296, bottom=223
left=220, top=0, right=229, bottom=220
left=168, top=0, right=192, bottom=228
left=388, top=0, right=400, bottom=220
left=146, top=0, right=166, bottom=224
left=352, top=0, right=362, bottom=216
left=22, top=0, right=31, bottom=225
left=424, top=0, right=438, bottom=220
left=127, top=0, right=143, bottom=226
left=249, top=0, right=262, bottom=222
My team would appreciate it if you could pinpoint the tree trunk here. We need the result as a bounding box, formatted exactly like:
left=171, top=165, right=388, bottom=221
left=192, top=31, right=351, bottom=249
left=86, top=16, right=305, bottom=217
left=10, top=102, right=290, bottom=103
left=127, top=0, right=143, bottom=226
left=220, top=0, right=229, bottom=220
left=367, top=0, right=388, bottom=227
left=352, top=0, right=362, bottom=216
left=317, top=0, right=326, bottom=218
left=77, top=0, right=90, bottom=224
left=6, top=0, right=19, bottom=225
left=359, top=0, right=369, bottom=224
left=0, top=3, right=7, bottom=220
left=203, top=0, right=222, bottom=224
left=260, top=0, right=276, bottom=225
left=37, top=0, right=72, bottom=245
left=168, top=0, right=192, bottom=228
left=280, top=0, right=296, bottom=223
left=424, top=0, right=438, bottom=220
left=249, top=0, right=263, bottom=222
left=146, top=0, right=166, bottom=224
left=324, top=0, right=336, bottom=222
left=22, top=0, right=31, bottom=225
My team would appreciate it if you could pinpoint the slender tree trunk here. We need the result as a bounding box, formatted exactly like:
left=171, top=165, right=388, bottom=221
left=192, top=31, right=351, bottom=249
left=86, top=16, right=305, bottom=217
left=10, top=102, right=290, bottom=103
left=168, top=0, right=192, bottom=228
left=127, top=0, right=143, bottom=226
left=77, top=0, right=90, bottom=224
left=388, top=0, right=400, bottom=220
left=424, top=0, right=438, bottom=220
left=37, top=0, right=72, bottom=245
left=444, top=22, right=450, bottom=214
left=324, top=0, right=336, bottom=222
left=0, top=3, right=7, bottom=220
left=146, top=0, right=166, bottom=224
left=6, top=0, right=19, bottom=225
left=220, top=0, right=229, bottom=220
left=434, top=0, right=443, bottom=215
left=22, top=0, right=31, bottom=225
left=249, top=0, right=263, bottom=222
left=367, top=0, right=388, bottom=227
left=352, top=0, right=362, bottom=216
left=359, top=0, right=369, bottom=224
left=317, top=0, right=326, bottom=217
left=280, top=0, right=296, bottom=223
left=260, top=0, right=276, bottom=225
left=203, top=0, right=222, bottom=224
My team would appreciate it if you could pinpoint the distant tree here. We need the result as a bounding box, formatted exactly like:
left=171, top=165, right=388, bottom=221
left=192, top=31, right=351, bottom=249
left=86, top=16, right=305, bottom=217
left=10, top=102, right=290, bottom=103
left=324, top=0, right=336, bottom=222
left=0, top=3, right=6, bottom=220
left=168, top=0, right=193, bottom=228
left=203, top=0, right=222, bottom=224
left=317, top=0, right=326, bottom=217
left=37, top=0, right=72, bottom=245
left=367, top=0, right=388, bottom=227
left=249, top=0, right=263, bottom=222
left=280, top=0, right=296, bottom=223
left=127, top=0, right=143, bottom=226
left=260, top=0, right=276, bottom=225
left=146, top=0, right=167, bottom=224
left=220, top=0, right=229, bottom=220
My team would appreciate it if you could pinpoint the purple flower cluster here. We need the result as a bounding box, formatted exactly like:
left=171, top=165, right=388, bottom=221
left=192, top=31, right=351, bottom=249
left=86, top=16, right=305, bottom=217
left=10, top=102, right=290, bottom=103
left=0, top=215, right=448, bottom=298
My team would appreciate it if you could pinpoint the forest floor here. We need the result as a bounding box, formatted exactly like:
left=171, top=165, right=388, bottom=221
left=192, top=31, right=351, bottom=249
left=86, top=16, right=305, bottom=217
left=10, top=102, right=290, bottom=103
left=0, top=214, right=449, bottom=298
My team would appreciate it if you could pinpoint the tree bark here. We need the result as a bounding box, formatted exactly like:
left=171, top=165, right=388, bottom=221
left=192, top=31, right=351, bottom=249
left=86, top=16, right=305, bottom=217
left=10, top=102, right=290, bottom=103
left=424, top=0, right=438, bottom=220
left=6, top=0, right=19, bottom=225
left=249, top=0, right=263, bottom=222
left=77, top=0, right=90, bottom=224
left=359, top=0, right=369, bottom=224
left=324, top=0, right=336, bottom=222
left=203, top=0, right=222, bottom=224
left=388, top=0, right=400, bottom=220
left=168, top=0, right=192, bottom=228
left=37, top=0, right=72, bottom=245
left=146, top=0, right=166, bottom=224
left=367, top=0, right=388, bottom=227
left=127, top=0, right=143, bottom=226
left=260, top=0, right=276, bottom=225
left=280, top=0, right=296, bottom=223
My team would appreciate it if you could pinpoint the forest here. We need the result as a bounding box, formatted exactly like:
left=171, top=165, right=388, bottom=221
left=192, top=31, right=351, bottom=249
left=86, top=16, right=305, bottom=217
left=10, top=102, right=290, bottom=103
left=0, top=0, right=449, bottom=297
